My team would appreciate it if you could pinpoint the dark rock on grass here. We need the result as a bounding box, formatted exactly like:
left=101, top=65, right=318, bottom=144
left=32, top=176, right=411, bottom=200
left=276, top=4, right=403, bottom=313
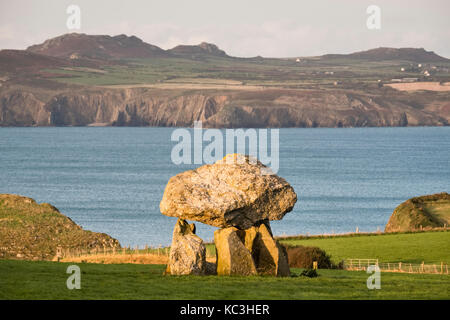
left=300, top=269, right=319, bottom=278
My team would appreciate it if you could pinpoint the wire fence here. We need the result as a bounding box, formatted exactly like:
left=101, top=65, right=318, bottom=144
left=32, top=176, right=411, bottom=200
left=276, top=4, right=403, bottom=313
left=343, top=258, right=449, bottom=275
left=57, top=247, right=449, bottom=275
left=56, top=244, right=170, bottom=260
left=56, top=244, right=217, bottom=260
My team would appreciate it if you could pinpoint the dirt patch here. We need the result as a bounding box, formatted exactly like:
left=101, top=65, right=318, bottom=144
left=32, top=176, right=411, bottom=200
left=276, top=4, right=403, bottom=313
left=386, top=82, right=450, bottom=92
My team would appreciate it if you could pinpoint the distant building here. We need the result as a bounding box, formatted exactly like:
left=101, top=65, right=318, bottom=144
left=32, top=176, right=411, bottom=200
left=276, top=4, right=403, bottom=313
left=390, top=78, right=418, bottom=83
left=296, top=58, right=301, bottom=62
left=400, top=67, right=405, bottom=72
left=402, top=78, right=418, bottom=83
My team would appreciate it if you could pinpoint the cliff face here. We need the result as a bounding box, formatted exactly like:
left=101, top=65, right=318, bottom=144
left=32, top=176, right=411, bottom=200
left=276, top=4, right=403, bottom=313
left=0, top=91, right=48, bottom=126
left=0, top=87, right=448, bottom=127
left=43, top=90, right=229, bottom=127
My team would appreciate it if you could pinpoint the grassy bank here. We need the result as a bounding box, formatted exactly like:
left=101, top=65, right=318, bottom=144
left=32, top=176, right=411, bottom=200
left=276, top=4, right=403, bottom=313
left=62, top=230, right=448, bottom=266
left=279, top=230, right=450, bottom=264
left=1, top=260, right=449, bottom=300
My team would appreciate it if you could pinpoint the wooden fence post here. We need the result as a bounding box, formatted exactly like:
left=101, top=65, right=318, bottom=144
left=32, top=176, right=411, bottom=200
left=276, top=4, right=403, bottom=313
left=56, top=246, right=62, bottom=262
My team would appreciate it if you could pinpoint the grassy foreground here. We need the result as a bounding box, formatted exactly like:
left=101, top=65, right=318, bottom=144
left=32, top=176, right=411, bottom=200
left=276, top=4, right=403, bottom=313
left=1, top=260, right=449, bottom=300
left=279, top=230, right=450, bottom=264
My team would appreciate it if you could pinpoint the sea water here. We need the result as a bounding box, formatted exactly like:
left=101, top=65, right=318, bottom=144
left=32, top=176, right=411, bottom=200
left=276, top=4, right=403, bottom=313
left=0, top=127, right=449, bottom=247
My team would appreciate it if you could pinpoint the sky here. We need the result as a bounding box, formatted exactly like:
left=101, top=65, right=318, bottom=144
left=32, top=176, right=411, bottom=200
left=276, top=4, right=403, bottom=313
left=0, top=0, right=449, bottom=58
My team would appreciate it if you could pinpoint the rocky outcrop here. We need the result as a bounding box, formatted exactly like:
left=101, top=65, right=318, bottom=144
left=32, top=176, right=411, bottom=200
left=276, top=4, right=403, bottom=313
left=169, top=42, right=228, bottom=57
left=160, top=154, right=297, bottom=229
left=27, top=33, right=167, bottom=60
left=0, top=194, right=120, bottom=260
left=165, top=219, right=206, bottom=275
left=385, top=192, right=450, bottom=232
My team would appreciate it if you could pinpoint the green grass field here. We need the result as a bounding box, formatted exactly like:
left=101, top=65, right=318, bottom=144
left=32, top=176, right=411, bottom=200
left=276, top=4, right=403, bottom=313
left=2, top=231, right=449, bottom=300
left=279, top=230, right=450, bottom=264
left=1, top=260, right=449, bottom=300
left=42, top=55, right=450, bottom=87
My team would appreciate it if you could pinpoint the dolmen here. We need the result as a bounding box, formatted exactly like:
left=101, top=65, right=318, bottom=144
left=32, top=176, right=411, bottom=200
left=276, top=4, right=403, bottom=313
left=160, top=154, right=297, bottom=276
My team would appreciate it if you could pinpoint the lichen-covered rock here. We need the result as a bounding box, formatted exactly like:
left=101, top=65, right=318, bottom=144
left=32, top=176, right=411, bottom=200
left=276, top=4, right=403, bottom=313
left=214, top=221, right=290, bottom=277
left=160, top=154, right=297, bottom=229
left=166, top=219, right=206, bottom=275
left=214, top=227, right=257, bottom=276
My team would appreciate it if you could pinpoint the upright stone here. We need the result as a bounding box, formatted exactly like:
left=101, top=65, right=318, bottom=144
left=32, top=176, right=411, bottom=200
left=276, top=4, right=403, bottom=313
left=250, top=223, right=290, bottom=276
left=214, top=227, right=257, bottom=276
left=166, top=219, right=206, bottom=275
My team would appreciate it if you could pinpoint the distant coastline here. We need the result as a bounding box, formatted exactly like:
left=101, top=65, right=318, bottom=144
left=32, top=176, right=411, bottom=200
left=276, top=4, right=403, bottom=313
left=1, top=33, right=449, bottom=128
